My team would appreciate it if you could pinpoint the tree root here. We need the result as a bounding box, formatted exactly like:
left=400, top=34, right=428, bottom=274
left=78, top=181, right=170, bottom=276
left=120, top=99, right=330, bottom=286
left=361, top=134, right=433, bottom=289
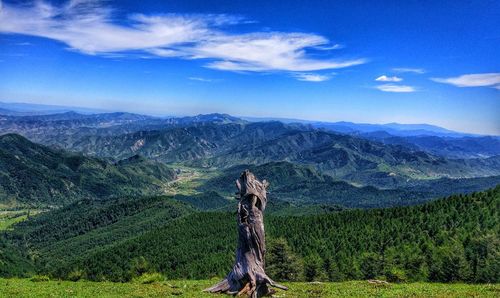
left=204, top=274, right=288, bottom=297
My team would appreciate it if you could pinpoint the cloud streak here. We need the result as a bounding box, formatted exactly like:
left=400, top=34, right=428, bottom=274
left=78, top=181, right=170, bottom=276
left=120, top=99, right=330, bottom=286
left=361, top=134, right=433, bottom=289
left=0, top=0, right=366, bottom=80
left=188, top=77, right=214, bottom=82
left=376, top=84, right=415, bottom=93
left=392, top=67, right=425, bottom=74
left=375, top=75, right=402, bottom=82
left=431, top=73, right=500, bottom=89
left=293, top=73, right=331, bottom=82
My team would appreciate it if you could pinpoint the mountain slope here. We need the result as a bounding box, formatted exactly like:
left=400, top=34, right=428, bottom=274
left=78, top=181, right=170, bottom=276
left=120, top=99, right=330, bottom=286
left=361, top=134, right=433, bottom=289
left=0, top=237, right=35, bottom=277
left=197, top=128, right=500, bottom=186
left=200, top=161, right=500, bottom=208
left=6, top=196, right=194, bottom=273
left=0, top=134, right=177, bottom=206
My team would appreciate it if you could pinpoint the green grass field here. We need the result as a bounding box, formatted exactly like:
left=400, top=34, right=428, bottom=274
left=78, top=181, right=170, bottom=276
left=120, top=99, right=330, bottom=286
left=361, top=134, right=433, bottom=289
left=0, top=211, right=28, bottom=231
left=164, top=165, right=221, bottom=196
left=0, top=278, right=498, bottom=297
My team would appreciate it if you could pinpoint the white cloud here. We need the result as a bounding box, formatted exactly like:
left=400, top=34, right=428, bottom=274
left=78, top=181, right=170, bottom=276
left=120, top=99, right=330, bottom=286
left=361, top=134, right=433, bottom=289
left=376, top=84, right=415, bottom=93
left=375, top=75, right=402, bottom=82
left=431, top=73, right=500, bottom=89
left=193, top=33, right=366, bottom=72
left=392, top=67, right=425, bottom=74
left=0, top=1, right=366, bottom=74
left=293, top=73, right=331, bottom=82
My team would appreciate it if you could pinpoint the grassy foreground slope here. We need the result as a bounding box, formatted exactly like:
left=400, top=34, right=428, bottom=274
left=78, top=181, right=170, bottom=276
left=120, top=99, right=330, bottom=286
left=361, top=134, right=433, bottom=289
left=1, top=279, right=499, bottom=298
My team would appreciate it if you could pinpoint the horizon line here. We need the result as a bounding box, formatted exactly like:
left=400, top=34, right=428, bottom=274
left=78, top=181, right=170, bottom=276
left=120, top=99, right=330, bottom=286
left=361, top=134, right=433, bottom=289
left=1, top=100, right=497, bottom=137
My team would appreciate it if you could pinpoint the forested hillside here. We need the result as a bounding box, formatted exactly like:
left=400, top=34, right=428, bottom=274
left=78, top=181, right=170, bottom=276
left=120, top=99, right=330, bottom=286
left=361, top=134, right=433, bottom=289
left=200, top=161, right=500, bottom=208
left=0, top=237, right=35, bottom=277
left=7, top=187, right=497, bottom=283
left=0, top=134, right=177, bottom=206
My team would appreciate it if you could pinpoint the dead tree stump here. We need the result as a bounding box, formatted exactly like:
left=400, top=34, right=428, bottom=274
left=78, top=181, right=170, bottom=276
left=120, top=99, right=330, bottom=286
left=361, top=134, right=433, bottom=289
left=204, top=170, right=288, bottom=297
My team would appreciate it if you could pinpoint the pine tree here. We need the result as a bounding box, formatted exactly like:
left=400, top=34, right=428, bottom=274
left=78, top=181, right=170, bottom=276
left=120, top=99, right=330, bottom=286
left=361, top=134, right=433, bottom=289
left=266, top=238, right=302, bottom=281
left=303, top=253, right=326, bottom=281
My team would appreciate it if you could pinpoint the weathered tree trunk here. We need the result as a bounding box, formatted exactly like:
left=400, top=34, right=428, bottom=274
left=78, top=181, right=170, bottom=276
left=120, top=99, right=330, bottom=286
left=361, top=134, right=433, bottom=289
left=204, top=170, right=288, bottom=297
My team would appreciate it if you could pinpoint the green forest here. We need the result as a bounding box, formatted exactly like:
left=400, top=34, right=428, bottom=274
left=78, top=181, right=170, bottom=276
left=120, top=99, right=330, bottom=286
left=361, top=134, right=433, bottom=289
left=3, top=186, right=498, bottom=284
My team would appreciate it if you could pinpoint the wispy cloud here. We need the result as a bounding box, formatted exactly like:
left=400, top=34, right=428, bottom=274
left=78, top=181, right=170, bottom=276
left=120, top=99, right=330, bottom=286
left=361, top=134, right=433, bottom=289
left=392, top=67, right=425, bottom=74
left=0, top=1, right=366, bottom=79
left=188, top=77, right=214, bottom=82
left=376, top=84, right=415, bottom=93
left=195, top=34, right=366, bottom=72
left=314, top=44, right=344, bottom=50
left=431, top=73, right=500, bottom=89
left=375, top=75, right=402, bottom=82
left=293, top=73, right=331, bottom=82
left=13, top=42, right=32, bottom=46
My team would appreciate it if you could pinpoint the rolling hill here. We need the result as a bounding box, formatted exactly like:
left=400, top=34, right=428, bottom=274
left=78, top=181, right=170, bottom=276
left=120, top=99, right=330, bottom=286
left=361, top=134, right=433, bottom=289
left=6, top=195, right=194, bottom=275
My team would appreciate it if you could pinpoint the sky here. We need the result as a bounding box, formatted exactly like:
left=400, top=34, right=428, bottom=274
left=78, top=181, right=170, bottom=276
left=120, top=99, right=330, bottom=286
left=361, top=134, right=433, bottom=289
left=0, top=0, right=499, bottom=135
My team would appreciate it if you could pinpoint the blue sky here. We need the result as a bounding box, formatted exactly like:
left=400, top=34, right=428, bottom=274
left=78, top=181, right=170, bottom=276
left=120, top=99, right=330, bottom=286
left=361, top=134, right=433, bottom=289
left=0, top=0, right=499, bottom=135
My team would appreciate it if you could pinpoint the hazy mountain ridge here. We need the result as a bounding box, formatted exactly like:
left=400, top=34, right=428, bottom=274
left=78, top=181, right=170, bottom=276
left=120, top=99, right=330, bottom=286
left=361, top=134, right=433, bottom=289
left=312, top=121, right=472, bottom=137
left=2, top=110, right=497, bottom=161
left=360, top=133, right=500, bottom=159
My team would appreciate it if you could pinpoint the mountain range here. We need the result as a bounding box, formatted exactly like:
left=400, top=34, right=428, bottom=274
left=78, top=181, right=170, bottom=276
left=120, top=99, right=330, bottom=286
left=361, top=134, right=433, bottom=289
left=0, top=107, right=499, bottom=204
left=1, top=108, right=499, bottom=192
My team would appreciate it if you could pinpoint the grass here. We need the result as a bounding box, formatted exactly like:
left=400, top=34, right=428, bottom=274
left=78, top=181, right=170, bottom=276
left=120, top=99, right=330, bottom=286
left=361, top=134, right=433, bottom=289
left=0, top=278, right=498, bottom=297
left=0, top=210, right=30, bottom=230
left=165, top=165, right=220, bottom=196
